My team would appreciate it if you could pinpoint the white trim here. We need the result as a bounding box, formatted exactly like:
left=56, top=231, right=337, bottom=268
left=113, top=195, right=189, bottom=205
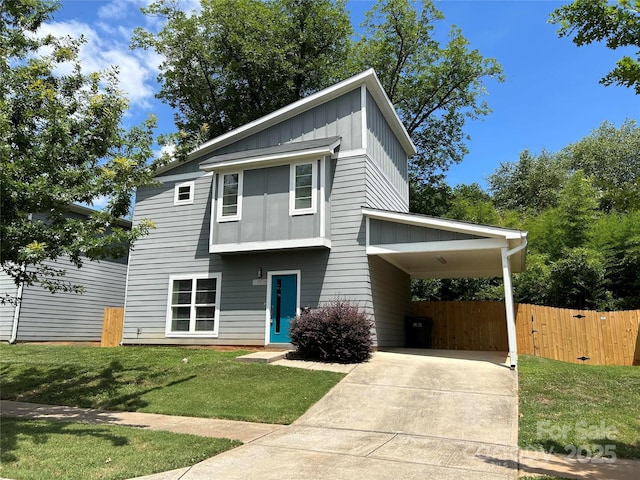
left=173, top=181, right=195, bottom=205
left=335, top=148, right=367, bottom=159
left=362, top=208, right=525, bottom=240
left=366, top=238, right=508, bottom=255
left=210, top=237, right=331, bottom=254
left=265, top=270, right=301, bottom=346
left=156, top=171, right=204, bottom=183
left=200, top=140, right=340, bottom=172
left=217, top=171, right=243, bottom=222
left=361, top=84, right=368, bottom=151
left=165, top=273, right=222, bottom=338
left=502, top=247, right=518, bottom=368
left=320, top=156, right=326, bottom=238
left=289, top=160, right=318, bottom=216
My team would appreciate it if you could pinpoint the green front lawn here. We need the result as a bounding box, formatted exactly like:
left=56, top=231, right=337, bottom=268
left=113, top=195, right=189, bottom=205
left=0, top=344, right=344, bottom=424
left=518, top=355, right=640, bottom=460
left=0, top=417, right=240, bottom=480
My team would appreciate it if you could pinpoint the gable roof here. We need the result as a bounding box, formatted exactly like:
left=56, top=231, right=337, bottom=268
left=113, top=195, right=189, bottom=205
left=157, top=69, right=416, bottom=175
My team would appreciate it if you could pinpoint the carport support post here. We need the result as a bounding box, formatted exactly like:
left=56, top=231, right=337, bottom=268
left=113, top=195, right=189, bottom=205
left=501, top=247, right=518, bottom=369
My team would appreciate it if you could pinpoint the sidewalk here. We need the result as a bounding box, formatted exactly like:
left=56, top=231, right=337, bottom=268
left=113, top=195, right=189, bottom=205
left=0, top=400, right=283, bottom=443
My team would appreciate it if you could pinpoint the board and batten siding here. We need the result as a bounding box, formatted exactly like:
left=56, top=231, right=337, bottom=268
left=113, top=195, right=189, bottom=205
left=365, top=90, right=409, bottom=208
left=167, top=89, right=363, bottom=177
left=0, top=258, right=126, bottom=342
left=211, top=161, right=323, bottom=245
left=368, top=219, right=481, bottom=245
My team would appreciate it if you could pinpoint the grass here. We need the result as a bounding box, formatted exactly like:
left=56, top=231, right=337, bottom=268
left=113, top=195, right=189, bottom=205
left=518, top=355, right=640, bottom=460
left=0, top=344, right=344, bottom=424
left=0, top=417, right=240, bottom=480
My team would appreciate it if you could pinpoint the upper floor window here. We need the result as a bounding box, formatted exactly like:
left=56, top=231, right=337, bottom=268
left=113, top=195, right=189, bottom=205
left=290, top=161, right=317, bottom=215
left=174, top=181, right=194, bottom=205
left=217, top=172, right=242, bottom=222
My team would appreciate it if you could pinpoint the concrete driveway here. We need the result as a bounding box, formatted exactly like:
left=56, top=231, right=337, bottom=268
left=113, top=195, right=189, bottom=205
left=144, top=349, right=519, bottom=480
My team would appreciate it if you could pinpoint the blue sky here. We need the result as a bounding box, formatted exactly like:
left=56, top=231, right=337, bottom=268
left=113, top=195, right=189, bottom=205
left=50, top=0, right=639, bottom=189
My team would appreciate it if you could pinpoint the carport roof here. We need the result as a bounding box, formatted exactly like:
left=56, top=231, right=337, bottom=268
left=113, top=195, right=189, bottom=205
left=363, top=208, right=528, bottom=279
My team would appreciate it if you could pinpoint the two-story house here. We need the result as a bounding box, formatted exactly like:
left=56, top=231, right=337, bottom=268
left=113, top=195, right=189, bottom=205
left=122, top=69, right=527, bottom=366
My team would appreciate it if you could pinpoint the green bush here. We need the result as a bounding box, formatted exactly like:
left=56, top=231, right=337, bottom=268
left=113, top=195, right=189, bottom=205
left=289, top=299, right=373, bottom=363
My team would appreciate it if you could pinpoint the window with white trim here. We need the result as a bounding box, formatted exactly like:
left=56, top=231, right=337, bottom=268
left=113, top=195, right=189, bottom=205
left=174, top=181, right=194, bottom=205
left=290, top=161, right=317, bottom=215
left=166, top=274, right=221, bottom=336
left=217, top=172, right=242, bottom=221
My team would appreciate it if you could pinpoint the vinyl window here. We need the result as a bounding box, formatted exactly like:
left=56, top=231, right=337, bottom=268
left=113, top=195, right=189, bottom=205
left=290, top=161, right=317, bottom=215
left=217, top=172, right=242, bottom=221
left=166, top=273, right=221, bottom=337
left=174, top=181, right=194, bottom=205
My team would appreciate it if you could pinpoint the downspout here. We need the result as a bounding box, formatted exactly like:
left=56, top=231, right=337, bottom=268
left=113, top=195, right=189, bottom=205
left=9, top=264, right=26, bottom=344
left=501, top=234, right=528, bottom=369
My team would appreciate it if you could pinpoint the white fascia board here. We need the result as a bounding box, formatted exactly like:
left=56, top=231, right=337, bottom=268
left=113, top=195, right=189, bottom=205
left=362, top=208, right=525, bottom=240
left=366, top=238, right=508, bottom=255
left=200, top=143, right=339, bottom=172
left=362, top=71, right=417, bottom=156
left=210, top=237, right=331, bottom=254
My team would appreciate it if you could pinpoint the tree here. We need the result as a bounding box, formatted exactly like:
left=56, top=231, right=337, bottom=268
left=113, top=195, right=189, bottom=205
left=133, top=0, right=503, bottom=191
left=487, top=149, right=569, bottom=214
left=1, top=0, right=157, bottom=296
left=550, top=0, right=640, bottom=94
left=132, top=0, right=352, bottom=158
left=563, top=120, right=640, bottom=212
left=350, top=0, right=504, bottom=186
left=445, top=183, right=500, bottom=225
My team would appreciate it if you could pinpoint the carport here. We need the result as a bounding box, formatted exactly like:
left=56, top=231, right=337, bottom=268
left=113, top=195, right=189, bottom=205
left=363, top=208, right=528, bottom=368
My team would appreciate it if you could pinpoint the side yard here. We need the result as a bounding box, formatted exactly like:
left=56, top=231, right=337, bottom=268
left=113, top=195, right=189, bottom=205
left=519, top=355, right=640, bottom=460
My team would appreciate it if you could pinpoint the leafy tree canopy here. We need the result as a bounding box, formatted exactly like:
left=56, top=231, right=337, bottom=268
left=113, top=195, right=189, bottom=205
left=550, top=0, right=640, bottom=94
left=1, top=0, right=157, bottom=295
left=133, top=0, right=503, bottom=192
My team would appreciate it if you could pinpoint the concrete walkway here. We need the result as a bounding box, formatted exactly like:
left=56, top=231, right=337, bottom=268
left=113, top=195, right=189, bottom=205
left=133, top=349, right=521, bottom=480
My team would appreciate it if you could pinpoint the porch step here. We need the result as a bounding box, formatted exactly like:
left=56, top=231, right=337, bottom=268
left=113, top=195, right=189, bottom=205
left=236, top=351, right=289, bottom=364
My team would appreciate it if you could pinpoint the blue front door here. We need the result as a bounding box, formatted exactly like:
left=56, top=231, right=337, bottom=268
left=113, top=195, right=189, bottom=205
left=269, top=274, right=297, bottom=343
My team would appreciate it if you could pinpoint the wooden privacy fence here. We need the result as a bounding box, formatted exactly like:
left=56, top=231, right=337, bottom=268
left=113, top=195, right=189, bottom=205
left=411, top=301, right=640, bottom=366
left=101, top=307, right=124, bottom=347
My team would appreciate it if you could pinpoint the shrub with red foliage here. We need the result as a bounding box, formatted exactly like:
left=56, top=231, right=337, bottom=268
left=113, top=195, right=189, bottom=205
left=289, top=298, right=373, bottom=363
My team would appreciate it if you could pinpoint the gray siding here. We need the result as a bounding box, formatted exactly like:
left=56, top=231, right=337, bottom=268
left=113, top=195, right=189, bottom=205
left=123, top=153, right=378, bottom=346
left=0, top=274, right=18, bottom=340
left=366, top=155, right=407, bottom=212
left=1, top=258, right=126, bottom=342
left=369, top=219, right=481, bottom=245
left=167, top=89, right=362, bottom=177
left=369, top=255, right=411, bottom=347
left=366, top=90, right=409, bottom=207
left=211, top=161, right=323, bottom=246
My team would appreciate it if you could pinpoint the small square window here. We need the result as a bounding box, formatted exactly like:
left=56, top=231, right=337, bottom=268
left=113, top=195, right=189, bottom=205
left=174, top=181, right=194, bottom=205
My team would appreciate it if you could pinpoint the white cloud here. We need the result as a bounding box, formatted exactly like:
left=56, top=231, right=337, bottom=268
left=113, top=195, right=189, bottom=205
left=35, top=19, right=159, bottom=109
